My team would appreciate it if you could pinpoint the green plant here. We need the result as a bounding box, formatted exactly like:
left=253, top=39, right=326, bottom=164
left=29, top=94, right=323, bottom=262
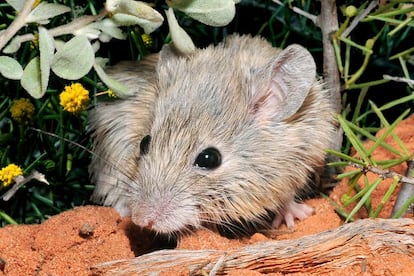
left=0, top=0, right=240, bottom=225
left=265, top=0, right=414, bottom=221
left=328, top=99, right=414, bottom=221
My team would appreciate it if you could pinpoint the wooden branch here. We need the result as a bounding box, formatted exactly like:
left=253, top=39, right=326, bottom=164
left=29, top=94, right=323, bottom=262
left=348, top=162, right=414, bottom=185
left=272, top=0, right=317, bottom=24
left=347, top=161, right=414, bottom=217
left=5, top=10, right=108, bottom=48
left=0, top=0, right=35, bottom=51
left=316, top=0, right=343, bottom=184
left=393, top=159, right=414, bottom=216
left=91, top=218, right=414, bottom=275
left=317, top=0, right=341, bottom=114
left=384, top=74, right=414, bottom=86
left=341, top=1, right=378, bottom=38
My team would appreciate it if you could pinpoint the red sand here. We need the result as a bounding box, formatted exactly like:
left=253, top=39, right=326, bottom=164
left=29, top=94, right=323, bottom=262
left=1, top=114, right=414, bottom=275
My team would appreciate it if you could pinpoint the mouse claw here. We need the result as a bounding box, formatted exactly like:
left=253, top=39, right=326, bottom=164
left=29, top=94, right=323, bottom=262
left=272, top=200, right=314, bottom=229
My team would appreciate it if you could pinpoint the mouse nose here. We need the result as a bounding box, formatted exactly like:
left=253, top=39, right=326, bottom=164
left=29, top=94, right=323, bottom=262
left=143, top=220, right=155, bottom=229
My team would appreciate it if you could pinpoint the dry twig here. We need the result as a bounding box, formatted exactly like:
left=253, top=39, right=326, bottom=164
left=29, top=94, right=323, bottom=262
left=91, top=218, right=414, bottom=275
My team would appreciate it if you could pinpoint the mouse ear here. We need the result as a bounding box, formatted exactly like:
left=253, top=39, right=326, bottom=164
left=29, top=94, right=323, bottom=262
left=250, top=44, right=316, bottom=122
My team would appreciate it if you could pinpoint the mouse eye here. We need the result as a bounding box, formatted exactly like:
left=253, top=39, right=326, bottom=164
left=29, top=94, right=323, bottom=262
left=140, top=135, right=151, bottom=155
left=194, top=147, right=221, bottom=169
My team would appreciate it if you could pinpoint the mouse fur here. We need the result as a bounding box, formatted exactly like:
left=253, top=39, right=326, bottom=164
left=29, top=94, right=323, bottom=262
left=88, top=34, right=336, bottom=237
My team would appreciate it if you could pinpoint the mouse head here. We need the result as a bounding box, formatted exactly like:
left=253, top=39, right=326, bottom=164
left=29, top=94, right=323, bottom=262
left=128, top=36, right=318, bottom=236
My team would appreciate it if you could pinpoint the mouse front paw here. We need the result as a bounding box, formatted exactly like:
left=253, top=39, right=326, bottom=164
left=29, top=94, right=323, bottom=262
left=272, top=200, right=314, bottom=229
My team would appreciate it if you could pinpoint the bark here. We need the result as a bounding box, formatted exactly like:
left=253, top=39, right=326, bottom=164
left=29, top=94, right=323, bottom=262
left=318, top=0, right=341, bottom=114
left=91, top=218, right=414, bottom=275
left=317, top=0, right=343, bottom=185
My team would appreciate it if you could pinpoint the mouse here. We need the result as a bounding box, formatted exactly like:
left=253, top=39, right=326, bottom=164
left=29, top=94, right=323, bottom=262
left=88, top=34, right=336, bottom=238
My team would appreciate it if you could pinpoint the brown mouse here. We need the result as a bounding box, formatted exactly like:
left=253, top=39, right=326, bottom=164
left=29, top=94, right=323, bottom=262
left=88, top=34, right=336, bottom=237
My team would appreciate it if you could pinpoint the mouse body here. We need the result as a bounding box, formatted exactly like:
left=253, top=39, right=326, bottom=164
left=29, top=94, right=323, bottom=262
left=88, top=35, right=336, bottom=237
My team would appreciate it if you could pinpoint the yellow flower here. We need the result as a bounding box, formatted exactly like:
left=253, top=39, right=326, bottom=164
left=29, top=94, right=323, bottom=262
left=10, top=98, right=35, bottom=124
left=59, top=83, right=90, bottom=113
left=107, top=89, right=117, bottom=98
left=30, top=33, right=39, bottom=50
left=0, top=164, right=23, bottom=188
left=141, top=34, right=153, bottom=48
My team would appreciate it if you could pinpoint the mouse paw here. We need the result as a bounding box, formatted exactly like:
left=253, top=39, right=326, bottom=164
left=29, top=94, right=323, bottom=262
left=272, top=200, right=314, bottom=229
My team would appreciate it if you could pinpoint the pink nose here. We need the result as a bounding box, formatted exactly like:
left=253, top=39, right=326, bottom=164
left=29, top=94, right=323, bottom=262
left=143, top=220, right=155, bottom=229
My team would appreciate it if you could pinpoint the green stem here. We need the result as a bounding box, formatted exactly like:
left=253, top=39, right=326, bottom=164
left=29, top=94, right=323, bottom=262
left=58, top=107, right=65, bottom=177
left=390, top=46, right=414, bottom=60
left=345, top=51, right=372, bottom=88
left=0, top=210, right=18, bottom=225
left=347, top=79, right=389, bottom=89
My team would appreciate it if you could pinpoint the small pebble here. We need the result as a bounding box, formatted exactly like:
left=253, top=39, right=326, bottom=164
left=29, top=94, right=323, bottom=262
left=79, top=223, right=95, bottom=238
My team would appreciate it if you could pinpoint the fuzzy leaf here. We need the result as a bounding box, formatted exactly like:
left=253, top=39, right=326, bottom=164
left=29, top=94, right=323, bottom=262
left=167, top=0, right=236, bottom=27
left=3, top=36, right=22, bottom=54
left=51, top=35, right=94, bottom=80
left=165, top=8, right=195, bottom=55
left=38, top=27, right=55, bottom=93
left=111, top=13, right=162, bottom=34
left=0, top=55, right=23, bottom=80
left=110, top=0, right=163, bottom=33
left=73, top=22, right=102, bottom=40
left=93, top=58, right=131, bottom=98
left=106, top=0, right=121, bottom=12
left=5, top=0, right=25, bottom=12
left=26, top=2, right=71, bottom=24
left=54, top=39, right=66, bottom=51
left=99, top=19, right=127, bottom=40
left=21, top=57, right=43, bottom=98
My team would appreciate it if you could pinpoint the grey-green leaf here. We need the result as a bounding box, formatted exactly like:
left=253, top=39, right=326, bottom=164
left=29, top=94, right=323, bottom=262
left=26, top=2, right=71, bottom=24
left=165, top=8, right=195, bottom=55
left=111, top=0, right=164, bottom=33
left=167, top=0, right=236, bottom=27
left=3, top=36, right=22, bottom=54
left=51, top=35, right=94, bottom=80
left=0, top=55, right=23, bottom=80
left=99, top=19, right=126, bottom=40
left=93, top=58, right=131, bottom=98
left=5, top=0, right=25, bottom=12
left=39, top=27, right=55, bottom=93
left=111, top=13, right=162, bottom=34
left=21, top=57, right=43, bottom=98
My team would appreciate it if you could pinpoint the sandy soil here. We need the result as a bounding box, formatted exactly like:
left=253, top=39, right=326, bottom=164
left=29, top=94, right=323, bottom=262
left=1, top=114, right=414, bottom=275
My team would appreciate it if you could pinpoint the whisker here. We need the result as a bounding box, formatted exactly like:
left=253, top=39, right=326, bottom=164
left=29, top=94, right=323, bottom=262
left=29, top=126, right=141, bottom=196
